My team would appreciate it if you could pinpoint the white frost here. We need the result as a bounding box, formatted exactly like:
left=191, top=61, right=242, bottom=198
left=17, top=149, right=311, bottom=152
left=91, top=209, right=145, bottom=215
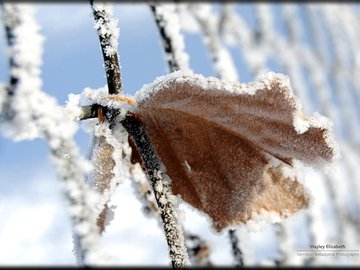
left=91, top=2, right=119, bottom=57
left=64, top=93, right=82, bottom=121
left=75, top=86, right=133, bottom=120
left=134, top=70, right=262, bottom=103
left=134, top=70, right=303, bottom=108
left=176, top=4, right=200, bottom=33
left=219, top=4, right=269, bottom=77
left=188, top=3, right=239, bottom=82
left=0, top=83, right=5, bottom=113
left=0, top=4, right=103, bottom=264
left=153, top=4, right=191, bottom=72
left=91, top=121, right=133, bottom=216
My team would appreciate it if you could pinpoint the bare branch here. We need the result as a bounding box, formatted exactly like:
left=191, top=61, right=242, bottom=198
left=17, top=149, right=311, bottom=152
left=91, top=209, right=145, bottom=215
left=229, top=229, right=244, bottom=267
left=150, top=3, right=191, bottom=72
left=90, top=1, right=122, bottom=94
left=121, top=113, right=190, bottom=268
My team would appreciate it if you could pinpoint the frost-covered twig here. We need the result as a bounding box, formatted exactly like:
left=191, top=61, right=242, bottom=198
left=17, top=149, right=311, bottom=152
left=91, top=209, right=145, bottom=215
left=219, top=3, right=268, bottom=77
left=2, top=6, right=19, bottom=97
left=185, top=233, right=212, bottom=267
left=273, top=222, right=293, bottom=266
left=188, top=3, right=238, bottom=81
left=229, top=229, right=244, bottom=267
left=90, top=1, right=122, bottom=94
left=128, top=162, right=159, bottom=217
left=0, top=3, right=102, bottom=264
left=319, top=5, right=360, bottom=239
left=150, top=3, right=191, bottom=72
left=300, top=6, right=349, bottom=248
left=320, top=5, right=360, bottom=145
left=121, top=114, right=190, bottom=268
left=282, top=4, right=360, bottom=257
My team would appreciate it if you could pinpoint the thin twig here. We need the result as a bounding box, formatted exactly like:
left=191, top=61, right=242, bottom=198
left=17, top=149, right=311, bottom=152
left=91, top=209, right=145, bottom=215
left=90, top=0, right=122, bottom=94
left=229, top=229, right=244, bottom=267
left=2, top=6, right=18, bottom=96
left=150, top=3, right=190, bottom=72
left=121, top=114, right=190, bottom=268
left=273, top=222, right=292, bottom=266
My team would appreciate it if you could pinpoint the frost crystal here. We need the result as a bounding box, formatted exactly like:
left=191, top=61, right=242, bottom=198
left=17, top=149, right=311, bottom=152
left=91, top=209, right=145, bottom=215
left=92, top=2, right=119, bottom=57
left=64, top=93, right=82, bottom=121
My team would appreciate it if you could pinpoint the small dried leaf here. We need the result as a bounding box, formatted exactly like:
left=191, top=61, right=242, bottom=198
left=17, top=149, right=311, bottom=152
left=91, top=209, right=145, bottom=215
left=130, top=72, right=338, bottom=231
left=90, top=135, right=115, bottom=232
left=91, top=135, right=115, bottom=194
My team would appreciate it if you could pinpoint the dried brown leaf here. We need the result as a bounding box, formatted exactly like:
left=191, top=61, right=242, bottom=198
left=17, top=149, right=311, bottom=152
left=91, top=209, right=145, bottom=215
left=130, top=72, right=338, bottom=231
